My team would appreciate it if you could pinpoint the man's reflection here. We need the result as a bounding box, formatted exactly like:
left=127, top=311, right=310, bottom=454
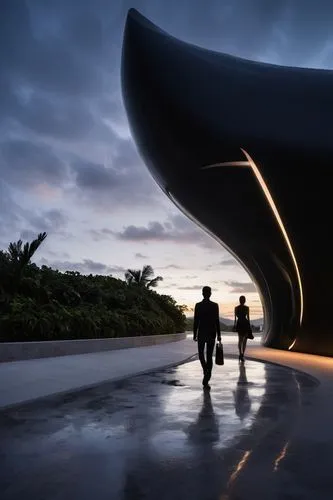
left=233, top=364, right=252, bottom=420
left=187, top=390, right=219, bottom=444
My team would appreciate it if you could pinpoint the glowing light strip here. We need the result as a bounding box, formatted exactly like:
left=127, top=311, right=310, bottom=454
left=241, top=149, right=303, bottom=326
left=202, top=161, right=249, bottom=168
left=288, top=339, right=297, bottom=351
left=202, top=148, right=304, bottom=327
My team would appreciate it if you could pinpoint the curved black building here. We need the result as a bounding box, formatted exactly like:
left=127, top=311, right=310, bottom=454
left=121, top=9, right=333, bottom=356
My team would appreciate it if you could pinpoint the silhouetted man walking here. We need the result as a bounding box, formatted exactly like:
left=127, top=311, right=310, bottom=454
left=193, top=286, right=221, bottom=389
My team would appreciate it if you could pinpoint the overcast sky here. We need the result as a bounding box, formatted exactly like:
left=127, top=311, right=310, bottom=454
left=1, top=0, right=333, bottom=318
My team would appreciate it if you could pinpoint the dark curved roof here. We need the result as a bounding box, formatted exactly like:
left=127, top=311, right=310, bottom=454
left=122, top=9, right=333, bottom=356
left=123, top=9, right=333, bottom=154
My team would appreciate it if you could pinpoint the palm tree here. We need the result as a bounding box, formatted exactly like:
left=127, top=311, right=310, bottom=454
left=125, top=265, right=163, bottom=288
left=8, top=232, right=47, bottom=279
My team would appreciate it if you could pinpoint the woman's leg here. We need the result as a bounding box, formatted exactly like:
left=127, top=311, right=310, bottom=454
left=238, top=334, right=242, bottom=358
left=242, top=337, right=248, bottom=357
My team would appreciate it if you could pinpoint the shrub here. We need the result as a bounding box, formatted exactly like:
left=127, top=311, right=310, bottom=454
left=0, top=235, right=186, bottom=341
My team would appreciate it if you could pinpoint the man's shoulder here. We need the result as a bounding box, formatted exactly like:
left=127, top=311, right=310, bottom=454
left=196, top=300, right=218, bottom=308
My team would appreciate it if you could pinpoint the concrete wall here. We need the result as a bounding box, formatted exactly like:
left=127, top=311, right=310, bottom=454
left=0, top=332, right=187, bottom=362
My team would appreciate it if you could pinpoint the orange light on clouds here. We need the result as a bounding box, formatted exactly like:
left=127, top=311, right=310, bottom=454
left=33, top=183, right=62, bottom=200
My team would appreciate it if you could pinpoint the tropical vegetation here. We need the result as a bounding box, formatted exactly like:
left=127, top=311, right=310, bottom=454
left=125, top=265, right=163, bottom=288
left=0, top=233, right=186, bottom=342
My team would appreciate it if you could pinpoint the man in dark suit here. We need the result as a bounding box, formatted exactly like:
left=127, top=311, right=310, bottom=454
left=193, top=286, right=221, bottom=389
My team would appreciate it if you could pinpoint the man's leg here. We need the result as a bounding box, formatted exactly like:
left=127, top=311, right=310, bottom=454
left=198, top=337, right=207, bottom=373
left=206, top=339, right=215, bottom=381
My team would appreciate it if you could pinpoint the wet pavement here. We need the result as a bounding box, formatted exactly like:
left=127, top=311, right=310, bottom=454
left=0, top=358, right=326, bottom=500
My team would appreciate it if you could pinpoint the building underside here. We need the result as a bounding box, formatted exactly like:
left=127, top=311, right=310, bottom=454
left=121, top=9, right=333, bottom=356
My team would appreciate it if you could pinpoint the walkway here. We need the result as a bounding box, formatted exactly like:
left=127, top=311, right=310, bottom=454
left=0, top=338, right=197, bottom=409
left=2, top=336, right=333, bottom=499
left=0, top=354, right=327, bottom=499
left=1, top=334, right=333, bottom=410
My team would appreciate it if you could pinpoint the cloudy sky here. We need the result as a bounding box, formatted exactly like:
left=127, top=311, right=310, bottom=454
left=1, top=0, right=333, bottom=318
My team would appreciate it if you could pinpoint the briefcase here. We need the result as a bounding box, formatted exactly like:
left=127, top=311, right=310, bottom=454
left=215, top=341, right=224, bottom=365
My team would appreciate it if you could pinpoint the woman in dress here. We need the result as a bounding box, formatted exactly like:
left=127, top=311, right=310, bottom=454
left=233, top=295, right=251, bottom=362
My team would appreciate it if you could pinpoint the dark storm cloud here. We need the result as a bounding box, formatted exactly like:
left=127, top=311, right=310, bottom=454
left=73, top=140, right=145, bottom=192
left=0, top=139, right=67, bottom=188
left=135, top=253, right=148, bottom=259
left=167, top=214, right=222, bottom=250
left=220, top=258, right=237, bottom=266
left=0, top=0, right=122, bottom=219
left=90, top=230, right=107, bottom=242
left=157, top=264, right=182, bottom=270
left=116, top=221, right=201, bottom=244
left=27, top=209, right=68, bottom=233
left=15, top=94, right=110, bottom=141
left=37, top=257, right=126, bottom=276
left=2, top=0, right=333, bottom=238
left=19, top=226, right=71, bottom=243
left=117, top=222, right=167, bottom=241
left=17, top=210, right=68, bottom=245
left=115, top=215, right=225, bottom=254
left=205, top=258, right=238, bottom=270
left=0, top=181, right=25, bottom=243
left=158, top=0, right=333, bottom=68
left=0, top=177, right=68, bottom=251
left=160, top=283, right=180, bottom=289
left=224, top=281, right=256, bottom=293
left=115, top=214, right=225, bottom=250
left=89, top=228, right=115, bottom=241
left=44, top=249, right=71, bottom=259
left=73, top=160, right=122, bottom=191
left=71, top=138, right=159, bottom=208
left=115, top=213, right=208, bottom=244
left=20, top=229, right=39, bottom=241
left=2, top=0, right=333, bottom=148
left=113, top=138, right=142, bottom=171
left=0, top=0, right=108, bottom=96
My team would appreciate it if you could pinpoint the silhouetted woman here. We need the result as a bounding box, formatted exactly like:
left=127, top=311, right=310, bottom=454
left=233, top=295, right=250, bottom=362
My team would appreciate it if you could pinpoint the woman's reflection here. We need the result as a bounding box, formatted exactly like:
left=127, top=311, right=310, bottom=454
left=187, top=390, right=219, bottom=444
left=233, top=364, right=252, bottom=421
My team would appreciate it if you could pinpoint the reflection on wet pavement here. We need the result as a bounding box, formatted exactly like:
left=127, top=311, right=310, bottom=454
left=0, top=359, right=319, bottom=500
